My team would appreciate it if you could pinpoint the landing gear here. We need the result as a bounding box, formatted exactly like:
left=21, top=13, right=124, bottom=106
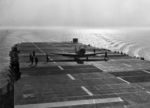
left=86, top=57, right=88, bottom=61
left=74, top=57, right=77, bottom=60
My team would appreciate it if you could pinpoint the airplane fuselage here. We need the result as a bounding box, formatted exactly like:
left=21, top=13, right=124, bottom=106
left=75, top=48, right=86, bottom=57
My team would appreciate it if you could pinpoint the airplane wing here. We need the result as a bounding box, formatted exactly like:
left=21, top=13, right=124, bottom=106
left=83, top=52, right=104, bottom=57
left=50, top=53, right=78, bottom=57
left=50, top=52, right=105, bottom=57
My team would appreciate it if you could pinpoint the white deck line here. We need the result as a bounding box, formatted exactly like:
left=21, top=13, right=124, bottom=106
left=58, top=66, right=64, bottom=70
left=15, top=97, right=123, bottom=108
left=143, top=70, right=150, bottom=74
left=124, top=105, right=128, bottom=108
left=146, top=91, right=150, bottom=94
left=81, top=86, right=93, bottom=96
left=67, top=74, right=75, bottom=80
left=93, top=65, right=105, bottom=71
left=122, top=63, right=131, bottom=67
left=138, top=86, right=145, bottom=90
left=31, top=42, right=45, bottom=54
left=117, top=77, right=130, bottom=84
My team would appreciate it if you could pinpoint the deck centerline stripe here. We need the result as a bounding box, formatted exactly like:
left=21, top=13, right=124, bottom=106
left=146, top=91, right=150, bottom=94
left=15, top=97, right=123, bottom=108
left=117, top=77, right=130, bottom=84
left=31, top=42, right=45, bottom=54
left=58, top=66, right=64, bottom=70
left=138, top=86, right=145, bottom=90
left=81, top=86, right=93, bottom=96
left=122, top=63, right=131, bottom=67
left=143, top=70, right=150, bottom=74
left=67, top=74, right=75, bottom=80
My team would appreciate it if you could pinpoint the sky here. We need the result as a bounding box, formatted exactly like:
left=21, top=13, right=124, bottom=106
left=0, top=0, right=150, bottom=28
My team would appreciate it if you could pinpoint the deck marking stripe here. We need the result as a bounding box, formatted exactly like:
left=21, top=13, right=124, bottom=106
left=15, top=97, right=123, bottom=108
left=67, top=74, right=75, bottom=80
left=93, top=99, right=95, bottom=104
left=124, top=105, right=128, bottom=108
left=58, top=66, right=64, bottom=70
left=146, top=91, right=150, bottom=94
left=138, top=86, right=145, bottom=90
left=31, top=42, right=45, bottom=54
left=122, top=63, right=131, bottom=67
left=118, top=97, right=123, bottom=102
left=110, top=59, right=115, bottom=61
left=93, top=65, right=105, bottom=71
left=117, top=77, right=130, bottom=84
left=143, top=70, right=150, bottom=74
left=81, top=86, right=93, bottom=96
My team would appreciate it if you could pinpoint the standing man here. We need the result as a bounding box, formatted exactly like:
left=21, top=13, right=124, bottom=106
left=35, top=56, right=38, bottom=66
left=46, top=53, right=49, bottom=62
left=7, top=79, right=13, bottom=97
left=33, top=51, right=35, bottom=57
left=104, top=51, right=109, bottom=61
left=93, top=48, right=96, bottom=53
left=31, top=55, right=34, bottom=65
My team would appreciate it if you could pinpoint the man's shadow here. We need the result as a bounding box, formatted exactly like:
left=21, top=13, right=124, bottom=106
left=76, top=58, right=84, bottom=64
left=43, top=61, right=48, bottom=64
left=28, top=63, right=37, bottom=68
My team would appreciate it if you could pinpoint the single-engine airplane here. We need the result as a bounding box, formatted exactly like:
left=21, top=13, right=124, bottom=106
left=50, top=47, right=105, bottom=61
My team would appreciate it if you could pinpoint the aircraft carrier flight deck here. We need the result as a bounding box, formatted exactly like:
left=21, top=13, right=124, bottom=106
left=14, top=40, right=150, bottom=108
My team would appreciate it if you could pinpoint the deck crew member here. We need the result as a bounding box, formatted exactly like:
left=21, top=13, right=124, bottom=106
left=33, top=51, right=35, bottom=57
left=35, top=56, right=38, bottom=66
left=93, top=48, right=96, bottom=53
left=104, top=51, right=109, bottom=61
left=7, top=79, right=13, bottom=97
left=46, top=53, right=49, bottom=62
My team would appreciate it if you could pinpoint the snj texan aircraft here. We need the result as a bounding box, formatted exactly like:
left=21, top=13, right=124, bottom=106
left=50, top=47, right=105, bottom=61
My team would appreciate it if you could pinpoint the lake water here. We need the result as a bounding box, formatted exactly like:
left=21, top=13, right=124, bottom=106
left=0, top=27, right=150, bottom=84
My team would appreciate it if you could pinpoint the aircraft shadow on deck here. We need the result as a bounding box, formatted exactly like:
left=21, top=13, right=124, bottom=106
left=51, top=58, right=105, bottom=64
